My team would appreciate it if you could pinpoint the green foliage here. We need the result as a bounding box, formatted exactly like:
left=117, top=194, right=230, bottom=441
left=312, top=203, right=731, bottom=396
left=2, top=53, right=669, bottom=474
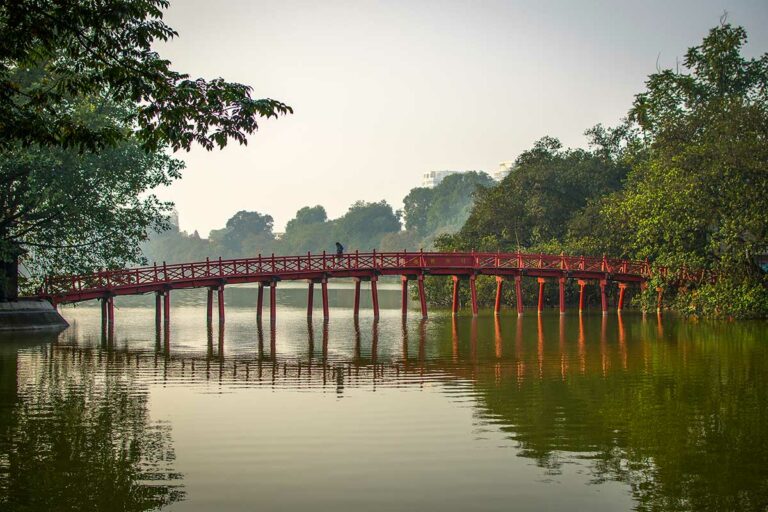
left=1, top=100, right=184, bottom=293
left=607, top=23, right=768, bottom=271
left=140, top=227, right=212, bottom=265
left=450, top=136, right=627, bottom=252
left=402, top=172, right=493, bottom=239
left=333, top=200, right=401, bottom=251
left=671, top=278, right=768, bottom=319
left=0, top=0, right=292, bottom=152
left=285, top=206, right=327, bottom=232
left=209, top=210, right=275, bottom=257
left=425, top=23, right=768, bottom=317
left=602, top=22, right=768, bottom=316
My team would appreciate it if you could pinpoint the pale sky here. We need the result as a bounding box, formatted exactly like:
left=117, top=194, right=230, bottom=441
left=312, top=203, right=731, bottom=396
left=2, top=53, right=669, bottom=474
left=154, top=0, right=768, bottom=235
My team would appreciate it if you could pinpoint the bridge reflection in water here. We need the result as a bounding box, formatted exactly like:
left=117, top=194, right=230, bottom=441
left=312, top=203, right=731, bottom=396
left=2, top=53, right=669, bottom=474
left=5, top=312, right=768, bottom=511
left=80, top=313, right=660, bottom=388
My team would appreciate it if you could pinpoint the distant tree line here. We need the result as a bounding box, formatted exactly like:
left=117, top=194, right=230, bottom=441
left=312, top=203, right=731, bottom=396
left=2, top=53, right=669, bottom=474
left=141, top=171, right=494, bottom=262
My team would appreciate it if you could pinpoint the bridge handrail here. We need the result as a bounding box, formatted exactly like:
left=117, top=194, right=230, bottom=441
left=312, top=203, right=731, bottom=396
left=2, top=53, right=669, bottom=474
left=38, top=251, right=661, bottom=296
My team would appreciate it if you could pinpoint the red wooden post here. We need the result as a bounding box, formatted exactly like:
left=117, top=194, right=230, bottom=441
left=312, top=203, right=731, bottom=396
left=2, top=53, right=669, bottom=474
left=371, top=275, right=380, bottom=320
left=269, top=281, right=277, bottom=323
left=107, top=296, right=115, bottom=341
left=401, top=275, right=408, bottom=317
left=656, top=286, right=663, bottom=313
left=559, top=277, right=566, bottom=314
left=417, top=274, right=428, bottom=319
left=600, top=279, right=608, bottom=315
left=102, top=297, right=109, bottom=336
left=206, top=288, right=213, bottom=326
left=155, top=292, right=162, bottom=332
left=257, top=283, right=264, bottom=319
left=217, top=285, right=225, bottom=326
left=470, top=275, right=479, bottom=316
left=618, top=283, right=627, bottom=312
left=452, top=276, right=460, bottom=316
left=163, top=290, right=171, bottom=336
left=307, top=281, right=314, bottom=317
left=577, top=280, right=586, bottom=313
left=494, top=276, right=503, bottom=316
left=352, top=278, right=360, bottom=317
left=537, top=278, right=546, bottom=314
left=515, top=275, right=524, bottom=315
left=322, top=278, right=330, bottom=319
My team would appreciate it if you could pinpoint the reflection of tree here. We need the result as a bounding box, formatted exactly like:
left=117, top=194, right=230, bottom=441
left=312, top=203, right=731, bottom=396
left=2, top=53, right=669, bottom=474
left=0, top=344, right=184, bottom=510
left=436, top=316, right=768, bottom=511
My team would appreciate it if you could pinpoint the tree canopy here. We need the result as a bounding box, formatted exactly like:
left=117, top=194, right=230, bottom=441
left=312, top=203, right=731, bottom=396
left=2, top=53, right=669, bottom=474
left=0, top=0, right=292, bottom=300
left=433, top=22, right=768, bottom=317
left=0, top=0, right=292, bottom=152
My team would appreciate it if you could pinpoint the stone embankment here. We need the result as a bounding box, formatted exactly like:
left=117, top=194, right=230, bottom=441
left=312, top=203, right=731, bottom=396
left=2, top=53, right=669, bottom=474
left=0, top=300, right=68, bottom=332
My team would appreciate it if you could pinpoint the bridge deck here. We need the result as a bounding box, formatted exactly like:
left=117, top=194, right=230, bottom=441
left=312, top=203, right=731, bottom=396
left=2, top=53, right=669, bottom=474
left=35, top=251, right=656, bottom=304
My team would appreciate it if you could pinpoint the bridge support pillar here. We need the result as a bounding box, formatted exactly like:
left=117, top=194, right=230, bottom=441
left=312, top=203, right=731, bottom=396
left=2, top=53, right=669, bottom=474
left=217, top=285, right=225, bottom=326
left=257, top=283, right=264, bottom=319
left=101, top=297, right=108, bottom=338
left=469, top=275, right=478, bottom=317
left=371, top=275, right=380, bottom=320
left=322, top=278, right=330, bottom=319
left=656, top=286, right=663, bottom=313
left=618, top=283, right=627, bottom=313
left=417, top=275, right=428, bottom=319
left=559, top=277, right=566, bottom=315
left=600, top=279, right=608, bottom=315
left=107, top=296, right=115, bottom=341
left=206, top=288, right=213, bottom=326
left=452, top=276, right=460, bottom=316
left=537, top=278, right=546, bottom=315
left=307, top=281, right=314, bottom=317
left=163, top=291, right=170, bottom=339
left=401, top=276, right=408, bottom=316
left=577, top=280, right=586, bottom=314
left=494, top=276, right=503, bottom=316
left=515, top=275, right=524, bottom=315
left=352, top=278, right=360, bottom=318
left=270, top=281, right=277, bottom=323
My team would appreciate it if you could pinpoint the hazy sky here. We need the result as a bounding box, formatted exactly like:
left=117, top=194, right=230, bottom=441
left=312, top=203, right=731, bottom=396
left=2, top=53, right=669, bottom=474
left=154, top=0, right=768, bottom=235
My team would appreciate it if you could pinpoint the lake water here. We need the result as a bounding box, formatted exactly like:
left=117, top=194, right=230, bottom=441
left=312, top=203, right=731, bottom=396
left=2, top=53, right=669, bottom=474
left=1, top=283, right=767, bottom=511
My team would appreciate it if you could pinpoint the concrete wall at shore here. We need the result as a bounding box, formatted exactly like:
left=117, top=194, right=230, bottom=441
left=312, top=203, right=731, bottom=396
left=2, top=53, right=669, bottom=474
left=0, top=300, right=69, bottom=332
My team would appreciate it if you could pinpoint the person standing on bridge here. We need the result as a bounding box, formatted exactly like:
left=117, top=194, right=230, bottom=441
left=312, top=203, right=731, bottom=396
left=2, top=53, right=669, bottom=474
left=335, top=242, right=344, bottom=265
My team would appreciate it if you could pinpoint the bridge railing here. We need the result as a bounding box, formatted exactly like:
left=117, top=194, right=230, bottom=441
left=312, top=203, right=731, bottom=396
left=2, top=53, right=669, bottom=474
left=40, top=251, right=656, bottom=296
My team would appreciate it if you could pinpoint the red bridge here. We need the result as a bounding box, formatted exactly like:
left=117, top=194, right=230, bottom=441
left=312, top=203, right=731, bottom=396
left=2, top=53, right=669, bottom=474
left=34, top=251, right=676, bottom=334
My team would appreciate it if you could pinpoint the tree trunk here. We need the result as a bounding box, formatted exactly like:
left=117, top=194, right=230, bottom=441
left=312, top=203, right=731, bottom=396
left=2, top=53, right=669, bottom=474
left=0, top=254, right=19, bottom=302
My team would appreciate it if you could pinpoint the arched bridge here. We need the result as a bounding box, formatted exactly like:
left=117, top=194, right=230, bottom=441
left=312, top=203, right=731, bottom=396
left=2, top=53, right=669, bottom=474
left=33, top=251, right=676, bottom=332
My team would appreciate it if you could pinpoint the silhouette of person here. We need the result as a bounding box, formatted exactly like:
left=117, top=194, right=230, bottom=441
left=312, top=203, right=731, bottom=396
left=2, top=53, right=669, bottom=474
left=335, top=242, right=344, bottom=264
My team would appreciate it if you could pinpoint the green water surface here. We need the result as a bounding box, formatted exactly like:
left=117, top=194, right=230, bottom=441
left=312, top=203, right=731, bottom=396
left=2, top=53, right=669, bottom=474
left=1, top=284, right=766, bottom=511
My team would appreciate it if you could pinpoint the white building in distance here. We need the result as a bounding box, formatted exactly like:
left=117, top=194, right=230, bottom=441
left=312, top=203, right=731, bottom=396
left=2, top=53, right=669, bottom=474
left=493, top=161, right=515, bottom=181
left=422, top=170, right=460, bottom=188
left=422, top=163, right=514, bottom=188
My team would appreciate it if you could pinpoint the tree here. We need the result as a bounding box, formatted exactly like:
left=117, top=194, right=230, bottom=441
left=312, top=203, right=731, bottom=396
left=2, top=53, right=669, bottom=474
left=0, top=1, right=292, bottom=300
left=454, top=136, right=628, bottom=252
left=284, top=206, right=327, bottom=232
left=209, top=210, right=275, bottom=257
left=0, top=0, right=292, bottom=152
left=333, top=200, right=401, bottom=251
left=602, top=22, right=768, bottom=316
left=0, top=100, right=183, bottom=299
left=402, top=187, right=434, bottom=235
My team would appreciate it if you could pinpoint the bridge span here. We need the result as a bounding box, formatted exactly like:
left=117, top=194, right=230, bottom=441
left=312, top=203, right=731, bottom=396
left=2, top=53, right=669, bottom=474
left=32, top=251, right=666, bottom=334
